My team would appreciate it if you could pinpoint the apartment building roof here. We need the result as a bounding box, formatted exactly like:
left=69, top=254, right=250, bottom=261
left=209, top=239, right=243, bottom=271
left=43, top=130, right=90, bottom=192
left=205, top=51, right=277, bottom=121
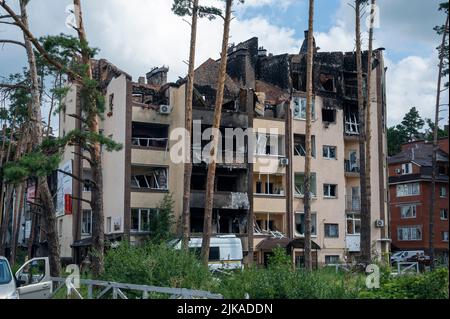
left=388, top=141, right=449, bottom=166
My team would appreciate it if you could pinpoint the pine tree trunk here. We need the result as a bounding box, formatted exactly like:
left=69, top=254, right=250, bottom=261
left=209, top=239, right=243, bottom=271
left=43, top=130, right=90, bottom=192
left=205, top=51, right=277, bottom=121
left=182, top=0, right=199, bottom=251
left=10, top=182, right=25, bottom=266
left=429, top=12, right=448, bottom=271
left=73, top=0, right=105, bottom=275
left=201, top=0, right=233, bottom=266
left=355, top=0, right=370, bottom=264
left=303, top=0, right=315, bottom=271
left=20, top=0, right=61, bottom=277
left=364, top=0, right=375, bottom=263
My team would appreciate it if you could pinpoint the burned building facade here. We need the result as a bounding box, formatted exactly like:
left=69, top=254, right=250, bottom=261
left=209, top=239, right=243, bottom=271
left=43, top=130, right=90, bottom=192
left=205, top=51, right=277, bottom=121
left=55, top=35, right=389, bottom=267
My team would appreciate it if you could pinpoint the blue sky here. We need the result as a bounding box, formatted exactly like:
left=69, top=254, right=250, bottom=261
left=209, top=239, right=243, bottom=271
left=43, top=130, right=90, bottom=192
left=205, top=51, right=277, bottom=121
left=0, top=0, right=448, bottom=127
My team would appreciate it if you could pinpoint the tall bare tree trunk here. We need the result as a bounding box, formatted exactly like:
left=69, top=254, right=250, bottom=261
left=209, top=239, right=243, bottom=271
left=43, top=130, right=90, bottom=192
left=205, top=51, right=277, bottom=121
left=201, top=0, right=233, bottom=266
left=10, top=183, right=25, bottom=265
left=364, top=0, right=375, bottom=263
left=73, top=0, right=105, bottom=276
left=20, top=0, right=61, bottom=277
left=182, top=0, right=199, bottom=251
left=429, top=12, right=448, bottom=271
left=303, top=0, right=315, bottom=271
left=355, top=0, right=370, bottom=264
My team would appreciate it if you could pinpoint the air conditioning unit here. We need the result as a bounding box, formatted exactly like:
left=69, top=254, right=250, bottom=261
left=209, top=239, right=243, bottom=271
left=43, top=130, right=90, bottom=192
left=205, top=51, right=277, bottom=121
left=159, top=105, right=172, bottom=115
left=279, top=158, right=289, bottom=167
left=395, top=168, right=402, bottom=174
left=375, top=219, right=385, bottom=228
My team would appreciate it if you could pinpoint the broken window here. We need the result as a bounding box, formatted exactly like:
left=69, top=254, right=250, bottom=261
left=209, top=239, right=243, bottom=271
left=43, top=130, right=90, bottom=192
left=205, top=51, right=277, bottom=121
left=319, top=74, right=336, bottom=92
left=254, top=174, right=285, bottom=195
left=216, top=175, right=238, bottom=192
left=292, top=97, right=315, bottom=120
left=344, top=104, right=359, bottom=135
left=191, top=174, right=206, bottom=191
left=294, top=134, right=316, bottom=157
left=325, top=255, right=340, bottom=265
left=322, top=108, right=336, bottom=123
left=131, top=208, right=157, bottom=232
left=256, top=133, right=284, bottom=156
left=323, top=184, right=337, bottom=198
left=323, top=146, right=337, bottom=159
left=132, top=122, right=169, bottom=148
left=294, top=173, right=317, bottom=197
left=295, top=212, right=317, bottom=236
left=131, top=166, right=168, bottom=190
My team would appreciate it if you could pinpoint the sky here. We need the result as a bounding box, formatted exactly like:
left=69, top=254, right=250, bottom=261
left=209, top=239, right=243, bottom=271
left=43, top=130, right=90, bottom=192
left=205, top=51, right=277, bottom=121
left=0, top=0, right=448, bottom=128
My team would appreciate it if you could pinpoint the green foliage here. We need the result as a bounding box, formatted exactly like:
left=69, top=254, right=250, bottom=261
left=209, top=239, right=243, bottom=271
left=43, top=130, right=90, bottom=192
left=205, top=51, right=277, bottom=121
left=434, top=2, right=449, bottom=88
left=171, top=0, right=222, bottom=20
left=401, top=107, right=425, bottom=140
left=387, top=125, right=408, bottom=156
left=101, top=242, right=215, bottom=291
left=149, top=194, right=176, bottom=243
left=359, top=267, right=449, bottom=299
left=3, top=151, right=61, bottom=183
left=425, top=118, right=449, bottom=141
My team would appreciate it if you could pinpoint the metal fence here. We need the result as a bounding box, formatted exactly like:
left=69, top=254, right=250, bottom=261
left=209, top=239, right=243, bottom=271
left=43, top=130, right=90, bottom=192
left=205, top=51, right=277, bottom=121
left=49, top=277, right=224, bottom=300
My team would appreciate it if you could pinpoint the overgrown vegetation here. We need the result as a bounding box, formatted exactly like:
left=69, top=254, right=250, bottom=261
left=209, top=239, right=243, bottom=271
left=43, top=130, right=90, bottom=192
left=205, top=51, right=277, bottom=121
left=98, top=245, right=449, bottom=299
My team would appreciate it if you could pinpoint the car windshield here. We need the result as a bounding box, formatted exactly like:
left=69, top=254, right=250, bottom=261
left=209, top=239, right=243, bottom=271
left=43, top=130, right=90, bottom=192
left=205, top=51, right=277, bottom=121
left=0, top=259, right=12, bottom=285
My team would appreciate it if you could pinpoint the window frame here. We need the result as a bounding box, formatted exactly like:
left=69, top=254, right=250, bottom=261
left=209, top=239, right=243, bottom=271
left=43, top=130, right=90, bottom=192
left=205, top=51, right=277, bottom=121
left=323, top=184, right=337, bottom=198
left=324, top=223, right=339, bottom=238
left=131, top=208, right=158, bottom=233
left=294, top=212, right=318, bottom=237
left=294, top=173, right=317, bottom=198
left=400, top=205, right=417, bottom=219
left=81, top=209, right=92, bottom=236
left=440, top=209, right=448, bottom=220
left=397, top=226, right=422, bottom=241
left=346, top=213, right=361, bottom=235
left=131, top=167, right=169, bottom=191
left=401, top=163, right=412, bottom=175
left=396, top=183, right=420, bottom=197
left=322, top=145, right=337, bottom=160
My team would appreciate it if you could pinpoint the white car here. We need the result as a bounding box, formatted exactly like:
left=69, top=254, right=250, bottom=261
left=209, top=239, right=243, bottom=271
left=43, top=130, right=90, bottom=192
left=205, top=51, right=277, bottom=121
left=0, top=256, right=52, bottom=299
left=390, top=250, right=425, bottom=264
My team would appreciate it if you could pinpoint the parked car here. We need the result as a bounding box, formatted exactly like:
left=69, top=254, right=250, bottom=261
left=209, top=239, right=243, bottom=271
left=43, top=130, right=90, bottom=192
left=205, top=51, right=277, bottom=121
left=173, top=235, right=244, bottom=270
left=0, top=256, right=52, bottom=299
left=390, top=250, right=425, bottom=264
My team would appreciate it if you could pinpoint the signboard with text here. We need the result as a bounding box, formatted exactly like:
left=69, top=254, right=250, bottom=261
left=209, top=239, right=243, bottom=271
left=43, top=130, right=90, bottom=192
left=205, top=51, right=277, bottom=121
left=56, top=161, right=73, bottom=217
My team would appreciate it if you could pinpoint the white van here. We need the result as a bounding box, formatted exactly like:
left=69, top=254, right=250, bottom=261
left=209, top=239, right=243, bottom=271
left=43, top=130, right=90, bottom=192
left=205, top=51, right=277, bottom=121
left=173, top=235, right=244, bottom=270
left=0, top=256, right=52, bottom=299
left=390, top=250, right=425, bottom=264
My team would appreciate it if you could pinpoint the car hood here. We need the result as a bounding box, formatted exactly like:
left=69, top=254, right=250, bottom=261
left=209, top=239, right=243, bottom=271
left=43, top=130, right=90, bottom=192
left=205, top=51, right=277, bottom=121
left=0, top=281, right=17, bottom=299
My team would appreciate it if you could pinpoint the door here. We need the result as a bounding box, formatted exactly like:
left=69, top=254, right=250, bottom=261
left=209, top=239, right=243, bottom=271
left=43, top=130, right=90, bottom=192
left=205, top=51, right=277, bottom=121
left=15, top=257, right=52, bottom=299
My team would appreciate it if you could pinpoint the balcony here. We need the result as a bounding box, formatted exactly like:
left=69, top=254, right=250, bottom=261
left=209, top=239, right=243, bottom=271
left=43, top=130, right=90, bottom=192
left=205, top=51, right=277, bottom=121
left=344, top=160, right=360, bottom=177
left=190, top=191, right=250, bottom=210
left=345, top=195, right=360, bottom=212
left=346, top=235, right=361, bottom=252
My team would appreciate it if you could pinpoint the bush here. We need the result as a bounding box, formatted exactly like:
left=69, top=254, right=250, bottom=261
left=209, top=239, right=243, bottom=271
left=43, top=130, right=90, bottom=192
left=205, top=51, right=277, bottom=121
left=217, top=248, right=364, bottom=299
left=358, top=267, right=449, bottom=299
left=101, top=241, right=215, bottom=292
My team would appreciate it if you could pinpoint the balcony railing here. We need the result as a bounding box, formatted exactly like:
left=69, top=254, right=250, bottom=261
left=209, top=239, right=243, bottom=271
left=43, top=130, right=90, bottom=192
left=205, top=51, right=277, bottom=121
left=346, top=195, right=361, bottom=212
left=344, top=160, right=360, bottom=173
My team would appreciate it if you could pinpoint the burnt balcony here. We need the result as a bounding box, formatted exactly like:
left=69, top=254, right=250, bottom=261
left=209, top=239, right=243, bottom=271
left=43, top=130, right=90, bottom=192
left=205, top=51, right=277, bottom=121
left=190, top=190, right=250, bottom=210
left=345, top=195, right=361, bottom=212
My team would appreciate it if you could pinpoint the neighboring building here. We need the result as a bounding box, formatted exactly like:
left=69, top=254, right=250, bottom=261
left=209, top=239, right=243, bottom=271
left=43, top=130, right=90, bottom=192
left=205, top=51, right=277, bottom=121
left=57, top=35, right=390, bottom=267
left=388, top=138, right=449, bottom=262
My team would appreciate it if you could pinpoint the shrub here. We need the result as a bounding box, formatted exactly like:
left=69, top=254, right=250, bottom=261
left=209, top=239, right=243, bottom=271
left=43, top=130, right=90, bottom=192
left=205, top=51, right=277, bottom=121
left=101, top=242, right=215, bottom=292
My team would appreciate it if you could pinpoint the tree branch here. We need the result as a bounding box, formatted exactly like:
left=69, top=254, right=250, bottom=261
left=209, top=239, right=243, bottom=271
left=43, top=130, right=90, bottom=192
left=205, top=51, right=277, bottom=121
left=0, top=1, right=81, bottom=82
left=57, top=169, right=96, bottom=186
left=71, top=151, right=93, bottom=165
left=70, top=196, right=92, bottom=206
left=0, top=39, right=26, bottom=48
left=0, top=82, right=29, bottom=90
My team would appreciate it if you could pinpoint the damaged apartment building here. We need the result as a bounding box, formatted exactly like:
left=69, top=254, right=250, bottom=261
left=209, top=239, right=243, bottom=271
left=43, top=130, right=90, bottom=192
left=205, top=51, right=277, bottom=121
left=54, top=34, right=389, bottom=266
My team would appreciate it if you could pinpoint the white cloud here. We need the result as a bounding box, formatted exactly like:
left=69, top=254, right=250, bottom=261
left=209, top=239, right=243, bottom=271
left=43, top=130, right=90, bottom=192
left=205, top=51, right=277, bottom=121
left=385, top=55, right=448, bottom=127
left=81, top=0, right=300, bottom=82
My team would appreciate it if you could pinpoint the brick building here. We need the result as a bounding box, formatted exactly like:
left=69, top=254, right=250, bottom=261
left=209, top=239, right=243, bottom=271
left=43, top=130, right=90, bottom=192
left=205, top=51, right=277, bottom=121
left=388, top=138, right=449, bottom=261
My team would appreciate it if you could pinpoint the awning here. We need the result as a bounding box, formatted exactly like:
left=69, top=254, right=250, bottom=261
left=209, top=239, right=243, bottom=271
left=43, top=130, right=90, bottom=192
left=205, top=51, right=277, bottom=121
left=256, top=237, right=321, bottom=251
left=71, top=233, right=123, bottom=248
